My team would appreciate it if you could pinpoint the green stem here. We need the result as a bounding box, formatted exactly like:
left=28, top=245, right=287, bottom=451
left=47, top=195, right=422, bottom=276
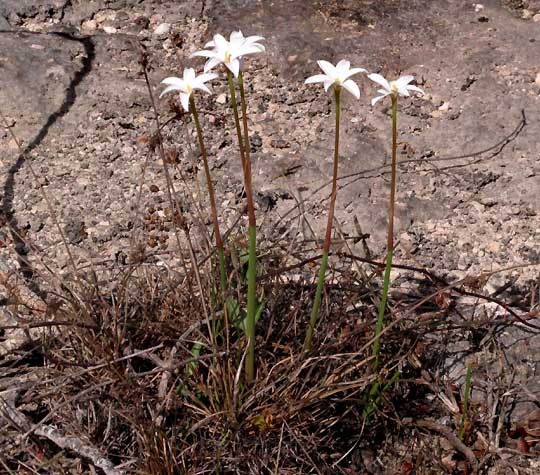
left=228, top=71, right=257, bottom=383
left=372, top=94, right=398, bottom=370
left=303, top=87, right=341, bottom=353
left=245, top=224, right=257, bottom=382
left=190, top=95, right=227, bottom=295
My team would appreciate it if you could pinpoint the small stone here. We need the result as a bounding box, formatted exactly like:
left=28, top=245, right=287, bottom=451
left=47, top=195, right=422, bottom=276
left=535, top=72, right=540, bottom=86
left=486, top=241, right=500, bottom=254
left=473, top=3, right=484, bottom=13
left=270, top=138, right=290, bottom=149
left=102, top=25, right=117, bottom=34
left=479, top=196, right=498, bottom=207
left=534, top=14, right=540, bottom=22
left=470, top=201, right=485, bottom=213
left=438, top=101, right=450, bottom=111
left=522, top=9, right=534, bottom=20
left=82, top=19, right=97, bottom=31
left=457, top=254, right=469, bottom=270
left=153, top=23, right=171, bottom=35
left=95, top=10, right=116, bottom=23
left=216, top=93, right=227, bottom=104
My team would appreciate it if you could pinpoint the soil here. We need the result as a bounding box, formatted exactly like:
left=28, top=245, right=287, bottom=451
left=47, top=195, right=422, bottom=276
left=1, top=0, right=540, bottom=473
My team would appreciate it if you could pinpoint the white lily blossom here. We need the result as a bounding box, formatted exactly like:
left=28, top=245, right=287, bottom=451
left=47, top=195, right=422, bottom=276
left=160, top=68, right=218, bottom=112
left=205, top=30, right=265, bottom=53
left=305, top=60, right=367, bottom=99
left=191, top=32, right=265, bottom=78
left=368, top=73, right=425, bottom=106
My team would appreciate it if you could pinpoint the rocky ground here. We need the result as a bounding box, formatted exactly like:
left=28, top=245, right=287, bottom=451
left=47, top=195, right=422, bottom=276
left=1, top=0, right=540, bottom=473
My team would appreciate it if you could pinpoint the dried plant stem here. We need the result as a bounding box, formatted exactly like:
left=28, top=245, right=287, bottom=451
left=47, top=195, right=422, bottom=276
left=372, top=94, right=398, bottom=370
left=227, top=71, right=257, bottom=382
left=459, top=362, right=474, bottom=441
left=303, top=87, right=341, bottom=353
left=189, top=95, right=227, bottom=295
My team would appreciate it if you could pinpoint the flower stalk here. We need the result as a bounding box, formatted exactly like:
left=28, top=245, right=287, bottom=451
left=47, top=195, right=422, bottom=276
left=227, top=70, right=257, bottom=382
left=367, top=73, right=423, bottom=370
left=238, top=71, right=258, bottom=383
left=302, top=59, right=365, bottom=352
left=303, top=87, right=341, bottom=353
left=189, top=95, right=228, bottom=294
left=372, top=94, right=397, bottom=370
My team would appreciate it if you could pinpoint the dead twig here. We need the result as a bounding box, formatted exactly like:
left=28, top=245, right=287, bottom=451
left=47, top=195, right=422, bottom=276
left=403, top=418, right=477, bottom=467
left=0, top=393, right=124, bottom=475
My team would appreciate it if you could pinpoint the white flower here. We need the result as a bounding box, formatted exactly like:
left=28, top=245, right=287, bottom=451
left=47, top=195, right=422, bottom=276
left=160, top=68, right=218, bottom=112
left=205, top=30, right=265, bottom=53
left=191, top=32, right=265, bottom=78
left=305, top=60, right=366, bottom=99
left=368, top=73, right=425, bottom=106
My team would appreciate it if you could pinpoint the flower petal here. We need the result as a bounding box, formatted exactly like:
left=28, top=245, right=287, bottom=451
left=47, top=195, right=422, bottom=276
left=343, top=79, right=360, bottom=99
left=367, top=73, right=391, bottom=92
left=244, top=34, right=265, bottom=43
left=191, top=50, right=215, bottom=59
left=323, top=80, right=333, bottom=92
left=305, top=74, right=330, bottom=84
left=371, top=91, right=390, bottom=106
left=392, top=80, right=410, bottom=96
left=180, top=92, right=191, bottom=112
left=394, top=75, right=415, bottom=88
left=183, top=68, right=196, bottom=83
left=232, top=43, right=265, bottom=59
left=195, top=72, right=219, bottom=84
left=230, top=30, right=244, bottom=41
left=192, top=82, right=212, bottom=95
left=342, top=67, right=367, bottom=81
left=317, top=60, right=337, bottom=79
left=213, top=33, right=229, bottom=51
left=227, top=58, right=240, bottom=78
left=161, top=77, right=185, bottom=88
left=159, top=84, right=181, bottom=98
left=204, top=57, right=222, bottom=73
left=335, top=59, right=350, bottom=76
left=406, top=85, right=425, bottom=95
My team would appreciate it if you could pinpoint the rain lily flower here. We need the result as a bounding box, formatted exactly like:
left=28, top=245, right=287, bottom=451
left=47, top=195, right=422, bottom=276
left=191, top=32, right=265, bottom=78
left=368, top=74, right=424, bottom=106
left=160, top=68, right=218, bottom=112
left=305, top=60, right=366, bottom=98
left=205, top=30, right=265, bottom=53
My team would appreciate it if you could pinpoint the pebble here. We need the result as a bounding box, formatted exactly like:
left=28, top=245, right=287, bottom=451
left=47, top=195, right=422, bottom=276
left=473, top=3, right=484, bottom=13
left=534, top=14, right=540, bottom=22
left=153, top=23, right=171, bottom=35
left=216, top=93, right=227, bottom=104
left=486, top=241, right=501, bottom=254
left=82, top=19, right=97, bottom=31
left=102, top=25, right=117, bottom=34
left=438, top=101, right=450, bottom=111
